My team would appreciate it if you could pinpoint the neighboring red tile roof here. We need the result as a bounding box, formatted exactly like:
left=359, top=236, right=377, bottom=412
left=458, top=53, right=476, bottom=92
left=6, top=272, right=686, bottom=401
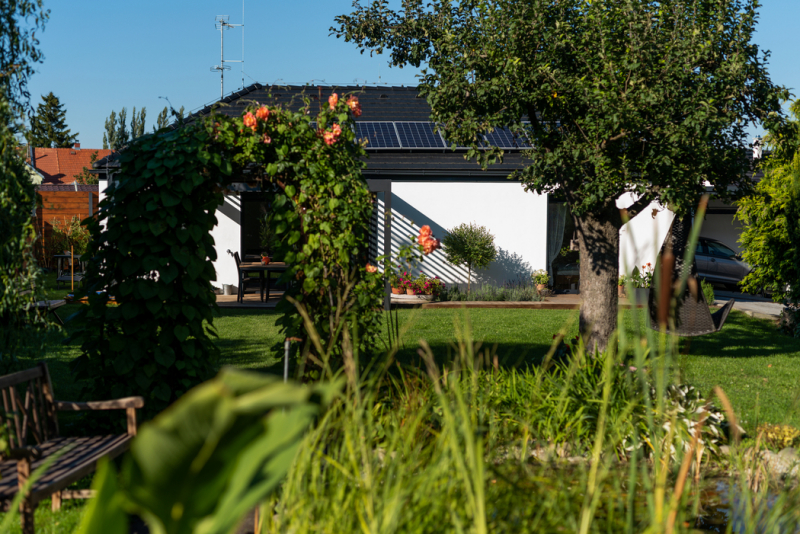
left=27, top=147, right=115, bottom=184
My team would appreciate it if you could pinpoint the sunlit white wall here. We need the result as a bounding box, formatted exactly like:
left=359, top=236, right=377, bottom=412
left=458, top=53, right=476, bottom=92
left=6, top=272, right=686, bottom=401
left=617, top=194, right=676, bottom=275
left=210, top=193, right=242, bottom=289
left=386, top=181, right=548, bottom=288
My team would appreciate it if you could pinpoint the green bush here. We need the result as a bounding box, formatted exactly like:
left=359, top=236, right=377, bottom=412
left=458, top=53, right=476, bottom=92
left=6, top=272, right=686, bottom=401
left=50, top=215, right=91, bottom=256
left=441, top=222, right=497, bottom=293
left=737, top=100, right=800, bottom=303
left=0, top=97, right=48, bottom=369
left=441, top=283, right=541, bottom=302
left=69, top=127, right=224, bottom=419
left=702, top=279, right=715, bottom=305
left=71, top=94, right=381, bottom=419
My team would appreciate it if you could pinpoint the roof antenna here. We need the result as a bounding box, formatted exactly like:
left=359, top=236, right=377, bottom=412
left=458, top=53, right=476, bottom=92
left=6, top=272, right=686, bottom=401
left=211, top=11, right=244, bottom=99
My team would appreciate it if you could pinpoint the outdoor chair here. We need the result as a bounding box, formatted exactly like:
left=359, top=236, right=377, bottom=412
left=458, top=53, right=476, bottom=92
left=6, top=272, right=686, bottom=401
left=55, top=252, right=85, bottom=289
left=231, top=251, right=263, bottom=303
left=648, top=215, right=735, bottom=336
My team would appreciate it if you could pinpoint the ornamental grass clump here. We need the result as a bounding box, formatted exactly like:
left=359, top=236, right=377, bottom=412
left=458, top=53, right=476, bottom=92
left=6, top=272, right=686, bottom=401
left=262, top=311, right=800, bottom=533
left=78, top=304, right=800, bottom=533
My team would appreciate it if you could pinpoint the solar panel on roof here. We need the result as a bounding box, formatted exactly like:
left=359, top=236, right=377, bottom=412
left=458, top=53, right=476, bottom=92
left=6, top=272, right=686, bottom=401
left=356, top=122, right=401, bottom=148
left=394, top=122, right=446, bottom=148
left=483, top=127, right=531, bottom=149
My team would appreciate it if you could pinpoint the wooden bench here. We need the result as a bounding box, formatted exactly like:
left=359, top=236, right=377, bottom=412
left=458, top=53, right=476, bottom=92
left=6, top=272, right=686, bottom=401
left=0, top=363, right=144, bottom=534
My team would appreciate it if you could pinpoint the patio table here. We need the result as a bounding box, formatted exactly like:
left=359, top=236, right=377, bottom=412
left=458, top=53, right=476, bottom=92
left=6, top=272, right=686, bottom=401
left=238, top=262, right=289, bottom=302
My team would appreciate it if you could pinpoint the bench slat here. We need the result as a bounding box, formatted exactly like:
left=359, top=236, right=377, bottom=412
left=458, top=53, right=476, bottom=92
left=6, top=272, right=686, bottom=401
left=0, top=435, right=132, bottom=506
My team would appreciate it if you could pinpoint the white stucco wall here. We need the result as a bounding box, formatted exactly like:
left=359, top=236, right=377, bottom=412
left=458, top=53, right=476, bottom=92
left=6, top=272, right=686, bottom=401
left=617, top=194, right=676, bottom=275
left=210, top=193, right=242, bottom=289
left=389, top=181, right=548, bottom=287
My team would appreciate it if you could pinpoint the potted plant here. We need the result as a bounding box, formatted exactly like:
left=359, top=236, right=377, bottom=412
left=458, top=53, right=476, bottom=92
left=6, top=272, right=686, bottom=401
left=388, top=271, right=404, bottom=294
left=261, top=252, right=271, bottom=265
left=618, top=274, right=627, bottom=297
left=405, top=277, right=418, bottom=295
left=629, top=264, right=654, bottom=305
left=531, top=269, right=549, bottom=292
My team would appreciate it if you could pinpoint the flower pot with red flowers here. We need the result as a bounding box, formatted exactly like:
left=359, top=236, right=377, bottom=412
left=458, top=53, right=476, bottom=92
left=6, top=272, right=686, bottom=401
left=261, top=254, right=271, bottom=265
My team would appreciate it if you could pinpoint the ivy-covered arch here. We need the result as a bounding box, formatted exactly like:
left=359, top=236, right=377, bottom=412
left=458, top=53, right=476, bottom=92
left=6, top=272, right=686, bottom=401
left=71, top=93, right=382, bottom=416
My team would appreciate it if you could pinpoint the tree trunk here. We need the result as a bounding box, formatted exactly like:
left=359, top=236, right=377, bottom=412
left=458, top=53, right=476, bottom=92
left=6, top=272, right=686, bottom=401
left=574, top=206, right=621, bottom=353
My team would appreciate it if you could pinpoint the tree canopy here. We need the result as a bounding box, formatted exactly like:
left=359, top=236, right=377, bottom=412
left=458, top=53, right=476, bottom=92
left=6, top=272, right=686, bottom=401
left=0, top=0, right=48, bottom=112
left=334, top=0, right=788, bottom=349
left=28, top=91, right=78, bottom=147
left=1, top=0, right=50, bottom=370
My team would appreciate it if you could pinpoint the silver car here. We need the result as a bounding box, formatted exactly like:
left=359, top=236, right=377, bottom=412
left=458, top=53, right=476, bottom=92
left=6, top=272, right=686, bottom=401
left=695, top=237, right=752, bottom=290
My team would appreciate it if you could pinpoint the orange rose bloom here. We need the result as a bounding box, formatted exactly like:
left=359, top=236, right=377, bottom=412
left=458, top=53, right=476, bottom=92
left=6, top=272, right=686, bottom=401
left=323, top=130, right=337, bottom=145
left=256, top=106, right=270, bottom=121
left=419, top=225, right=432, bottom=238
left=366, top=263, right=378, bottom=273
left=420, top=236, right=440, bottom=255
left=243, top=112, right=257, bottom=131
left=346, top=96, right=362, bottom=117
left=328, top=93, right=339, bottom=110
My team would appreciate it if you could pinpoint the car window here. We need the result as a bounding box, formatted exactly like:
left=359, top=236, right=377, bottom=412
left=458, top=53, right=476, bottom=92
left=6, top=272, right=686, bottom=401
left=696, top=242, right=706, bottom=255
left=706, top=241, right=736, bottom=258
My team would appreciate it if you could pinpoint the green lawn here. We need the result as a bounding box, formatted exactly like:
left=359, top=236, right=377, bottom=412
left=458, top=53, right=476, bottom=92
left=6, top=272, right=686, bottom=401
left=30, top=275, right=800, bottom=433
left=3, top=274, right=799, bottom=532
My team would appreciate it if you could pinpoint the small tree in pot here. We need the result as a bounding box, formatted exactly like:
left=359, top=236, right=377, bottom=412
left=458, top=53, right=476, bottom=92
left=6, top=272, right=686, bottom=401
left=442, top=222, right=497, bottom=293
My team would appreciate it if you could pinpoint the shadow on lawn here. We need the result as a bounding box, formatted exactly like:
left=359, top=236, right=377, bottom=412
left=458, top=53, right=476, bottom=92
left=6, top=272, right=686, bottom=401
left=683, top=311, right=800, bottom=359
left=390, top=341, right=557, bottom=370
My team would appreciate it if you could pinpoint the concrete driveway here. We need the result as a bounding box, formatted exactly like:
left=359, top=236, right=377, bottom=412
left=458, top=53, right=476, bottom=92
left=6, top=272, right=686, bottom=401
left=713, top=289, right=785, bottom=320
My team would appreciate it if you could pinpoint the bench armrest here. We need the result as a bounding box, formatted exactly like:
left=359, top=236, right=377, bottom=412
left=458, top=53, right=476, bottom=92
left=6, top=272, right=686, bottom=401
left=56, top=396, right=144, bottom=411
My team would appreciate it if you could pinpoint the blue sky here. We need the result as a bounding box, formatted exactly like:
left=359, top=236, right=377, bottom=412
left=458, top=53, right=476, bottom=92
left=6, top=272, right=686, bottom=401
left=25, top=0, right=800, bottom=149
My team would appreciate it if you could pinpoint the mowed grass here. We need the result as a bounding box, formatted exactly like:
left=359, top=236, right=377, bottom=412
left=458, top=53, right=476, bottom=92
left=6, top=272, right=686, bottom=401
left=23, top=272, right=800, bottom=432
left=3, top=274, right=798, bottom=532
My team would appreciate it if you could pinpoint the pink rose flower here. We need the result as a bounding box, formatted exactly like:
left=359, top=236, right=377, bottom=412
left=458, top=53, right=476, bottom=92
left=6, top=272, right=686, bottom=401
left=328, top=93, right=339, bottom=110
left=262, top=134, right=272, bottom=144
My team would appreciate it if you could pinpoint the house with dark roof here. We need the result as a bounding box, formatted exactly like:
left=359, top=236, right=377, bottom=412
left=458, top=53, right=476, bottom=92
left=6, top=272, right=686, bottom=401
left=93, top=83, right=751, bottom=295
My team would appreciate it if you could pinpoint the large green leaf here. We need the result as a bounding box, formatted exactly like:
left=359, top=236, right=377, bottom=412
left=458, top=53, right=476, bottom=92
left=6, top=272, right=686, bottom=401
left=74, top=459, right=128, bottom=534
left=80, top=369, right=339, bottom=534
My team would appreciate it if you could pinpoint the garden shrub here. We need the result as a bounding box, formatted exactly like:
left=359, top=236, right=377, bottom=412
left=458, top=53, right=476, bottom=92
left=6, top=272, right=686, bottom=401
left=440, top=283, right=541, bottom=302
left=0, top=96, right=48, bottom=369
left=70, top=127, right=225, bottom=418
left=442, top=222, right=497, bottom=292
left=757, top=423, right=800, bottom=450
left=701, top=279, right=715, bottom=305
left=49, top=214, right=91, bottom=256
left=205, top=93, right=383, bottom=379
left=71, top=92, right=382, bottom=415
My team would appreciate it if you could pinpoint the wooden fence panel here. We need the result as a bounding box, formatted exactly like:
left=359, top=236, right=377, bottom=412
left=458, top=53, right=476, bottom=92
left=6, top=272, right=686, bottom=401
left=34, top=190, right=99, bottom=269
